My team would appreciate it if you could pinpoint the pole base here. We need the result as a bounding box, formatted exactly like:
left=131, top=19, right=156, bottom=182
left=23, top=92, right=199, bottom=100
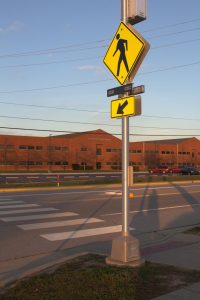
left=106, top=234, right=144, bottom=267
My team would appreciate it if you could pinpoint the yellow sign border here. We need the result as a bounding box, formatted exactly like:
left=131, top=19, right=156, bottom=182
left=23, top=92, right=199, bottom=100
left=103, top=22, right=145, bottom=85
left=111, top=96, right=136, bottom=119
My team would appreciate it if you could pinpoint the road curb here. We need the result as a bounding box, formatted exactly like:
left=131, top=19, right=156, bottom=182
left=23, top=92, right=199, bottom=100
left=0, top=180, right=200, bottom=193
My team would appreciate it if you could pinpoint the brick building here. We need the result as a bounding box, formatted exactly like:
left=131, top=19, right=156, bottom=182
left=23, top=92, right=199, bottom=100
left=0, top=129, right=200, bottom=171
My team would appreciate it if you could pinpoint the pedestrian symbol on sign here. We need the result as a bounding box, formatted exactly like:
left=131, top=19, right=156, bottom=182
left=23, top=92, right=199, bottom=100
left=113, top=34, right=129, bottom=78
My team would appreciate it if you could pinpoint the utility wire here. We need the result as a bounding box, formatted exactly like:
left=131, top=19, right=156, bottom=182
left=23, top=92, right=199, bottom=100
left=0, top=126, right=199, bottom=138
left=0, top=100, right=107, bottom=113
left=0, top=59, right=200, bottom=94
left=0, top=19, right=200, bottom=59
left=142, top=17, right=200, bottom=33
left=0, top=100, right=200, bottom=123
left=1, top=114, right=200, bottom=131
left=1, top=37, right=200, bottom=70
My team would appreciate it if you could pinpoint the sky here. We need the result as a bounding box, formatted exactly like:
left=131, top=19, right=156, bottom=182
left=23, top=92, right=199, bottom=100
left=0, top=0, right=200, bottom=142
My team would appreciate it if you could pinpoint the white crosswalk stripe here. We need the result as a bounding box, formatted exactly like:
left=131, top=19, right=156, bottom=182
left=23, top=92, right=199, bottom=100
left=0, top=198, right=14, bottom=201
left=41, top=225, right=122, bottom=241
left=0, top=207, right=58, bottom=215
left=0, top=204, right=39, bottom=209
left=17, top=218, right=104, bottom=230
left=0, top=211, right=78, bottom=222
left=0, top=198, right=123, bottom=243
left=0, top=201, right=25, bottom=205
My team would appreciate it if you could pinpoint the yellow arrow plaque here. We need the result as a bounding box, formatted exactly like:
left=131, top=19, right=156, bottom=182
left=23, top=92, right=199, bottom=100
left=103, top=22, right=150, bottom=85
left=111, top=95, right=141, bottom=118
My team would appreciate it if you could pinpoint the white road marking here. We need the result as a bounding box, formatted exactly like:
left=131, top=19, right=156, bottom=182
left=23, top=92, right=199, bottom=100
left=130, top=184, right=200, bottom=191
left=0, top=204, right=39, bottom=209
left=0, top=212, right=78, bottom=222
left=102, top=203, right=200, bottom=217
left=41, top=225, right=123, bottom=241
left=41, top=225, right=135, bottom=241
left=0, top=207, right=58, bottom=215
left=2, top=184, right=199, bottom=199
left=0, top=201, right=24, bottom=205
left=106, top=192, right=122, bottom=195
left=18, top=217, right=104, bottom=230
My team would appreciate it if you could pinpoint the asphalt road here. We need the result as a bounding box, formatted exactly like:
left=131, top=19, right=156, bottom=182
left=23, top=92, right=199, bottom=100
left=0, top=182, right=200, bottom=263
left=0, top=172, right=122, bottom=184
left=0, top=171, right=151, bottom=184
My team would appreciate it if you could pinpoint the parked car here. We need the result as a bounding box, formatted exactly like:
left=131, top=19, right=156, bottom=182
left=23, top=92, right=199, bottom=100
left=149, top=166, right=170, bottom=174
left=181, top=166, right=200, bottom=175
left=168, top=167, right=182, bottom=174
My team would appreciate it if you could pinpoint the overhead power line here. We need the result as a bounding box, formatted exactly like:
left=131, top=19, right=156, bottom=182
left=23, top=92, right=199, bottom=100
left=1, top=115, right=200, bottom=131
left=0, top=59, right=200, bottom=94
left=143, top=17, right=200, bottom=33
left=0, top=100, right=200, bottom=122
left=1, top=37, right=200, bottom=70
left=0, top=18, right=200, bottom=59
left=0, top=126, right=199, bottom=138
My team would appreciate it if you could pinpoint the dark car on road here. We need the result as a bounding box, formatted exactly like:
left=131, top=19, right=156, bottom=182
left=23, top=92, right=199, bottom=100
left=181, top=166, right=200, bottom=175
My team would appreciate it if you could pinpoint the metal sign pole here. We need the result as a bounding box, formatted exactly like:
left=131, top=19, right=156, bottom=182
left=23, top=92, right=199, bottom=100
left=106, top=0, right=144, bottom=267
left=122, top=0, right=129, bottom=237
left=122, top=115, right=129, bottom=236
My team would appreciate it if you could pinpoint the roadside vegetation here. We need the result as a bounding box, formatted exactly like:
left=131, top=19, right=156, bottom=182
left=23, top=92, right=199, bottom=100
left=0, top=174, right=200, bottom=189
left=1, top=254, right=200, bottom=300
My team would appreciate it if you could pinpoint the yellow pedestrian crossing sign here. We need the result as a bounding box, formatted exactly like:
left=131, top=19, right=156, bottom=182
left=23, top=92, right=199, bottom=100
left=104, top=22, right=150, bottom=85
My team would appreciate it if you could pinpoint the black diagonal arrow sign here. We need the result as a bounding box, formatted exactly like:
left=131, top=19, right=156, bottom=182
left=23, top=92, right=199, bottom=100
left=117, top=100, right=128, bottom=114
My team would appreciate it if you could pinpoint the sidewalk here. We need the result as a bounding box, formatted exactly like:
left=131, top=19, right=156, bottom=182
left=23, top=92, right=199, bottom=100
left=144, top=228, right=200, bottom=299
left=1, top=226, right=200, bottom=299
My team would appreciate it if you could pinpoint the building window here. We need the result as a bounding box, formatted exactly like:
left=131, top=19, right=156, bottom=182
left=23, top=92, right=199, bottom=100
left=130, top=149, right=142, bottom=153
left=63, top=161, right=68, bottom=165
left=129, top=150, right=136, bottom=153
left=96, top=148, right=102, bottom=155
left=19, top=145, right=27, bottom=150
left=55, top=146, right=61, bottom=151
left=28, top=146, right=34, bottom=150
left=81, top=147, right=87, bottom=151
left=36, top=146, right=43, bottom=150
left=106, top=148, right=120, bottom=153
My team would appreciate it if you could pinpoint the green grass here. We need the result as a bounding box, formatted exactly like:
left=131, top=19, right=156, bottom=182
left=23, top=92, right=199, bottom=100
left=0, top=174, right=200, bottom=190
left=1, top=254, right=200, bottom=300
left=0, top=179, right=121, bottom=189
